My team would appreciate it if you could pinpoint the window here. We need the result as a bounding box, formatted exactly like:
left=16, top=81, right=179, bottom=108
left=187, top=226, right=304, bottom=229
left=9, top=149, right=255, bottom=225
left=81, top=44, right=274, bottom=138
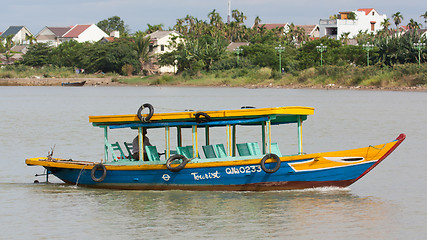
left=161, top=45, right=165, bottom=51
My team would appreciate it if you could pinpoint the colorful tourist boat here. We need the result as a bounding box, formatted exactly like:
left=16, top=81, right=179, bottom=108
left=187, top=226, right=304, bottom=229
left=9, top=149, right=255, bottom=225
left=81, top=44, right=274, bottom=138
left=25, top=104, right=405, bottom=191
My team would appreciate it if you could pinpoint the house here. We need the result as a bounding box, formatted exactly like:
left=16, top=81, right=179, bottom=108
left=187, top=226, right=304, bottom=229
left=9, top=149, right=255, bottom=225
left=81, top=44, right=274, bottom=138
left=60, top=24, right=108, bottom=43
left=100, top=31, right=121, bottom=43
left=227, top=42, right=250, bottom=52
left=35, top=27, right=72, bottom=46
left=296, top=25, right=320, bottom=39
left=0, top=26, right=33, bottom=45
left=319, top=8, right=387, bottom=39
left=146, top=30, right=181, bottom=73
left=257, top=23, right=319, bottom=40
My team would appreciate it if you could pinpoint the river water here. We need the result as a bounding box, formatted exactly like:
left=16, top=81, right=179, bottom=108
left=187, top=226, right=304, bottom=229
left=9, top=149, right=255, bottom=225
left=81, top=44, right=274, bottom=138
left=0, top=86, right=426, bottom=239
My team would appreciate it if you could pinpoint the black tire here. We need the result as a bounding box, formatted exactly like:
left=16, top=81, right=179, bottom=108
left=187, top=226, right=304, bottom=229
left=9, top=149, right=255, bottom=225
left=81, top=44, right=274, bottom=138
left=195, top=112, right=211, bottom=123
left=166, top=154, right=189, bottom=172
left=260, top=154, right=281, bottom=173
left=91, top=163, right=107, bottom=182
left=137, top=103, right=154, bottom=122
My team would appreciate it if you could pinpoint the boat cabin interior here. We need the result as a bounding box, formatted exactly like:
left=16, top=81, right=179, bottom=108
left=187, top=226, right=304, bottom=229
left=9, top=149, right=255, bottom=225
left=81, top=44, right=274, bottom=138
left=89, top=106, right=314, bottom=164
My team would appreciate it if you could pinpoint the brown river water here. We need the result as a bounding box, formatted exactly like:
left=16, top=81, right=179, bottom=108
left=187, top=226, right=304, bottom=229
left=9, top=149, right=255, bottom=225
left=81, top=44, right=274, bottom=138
left=0, top=86, right=426, bottom=239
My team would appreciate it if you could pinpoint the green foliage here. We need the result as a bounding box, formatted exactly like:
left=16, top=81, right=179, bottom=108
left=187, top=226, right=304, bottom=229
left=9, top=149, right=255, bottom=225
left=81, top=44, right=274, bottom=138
left=22, top=43, right=52, bottom=67
left=97, top=16, right=129, bottom=36
left=374, top=31, right=426, bottom=66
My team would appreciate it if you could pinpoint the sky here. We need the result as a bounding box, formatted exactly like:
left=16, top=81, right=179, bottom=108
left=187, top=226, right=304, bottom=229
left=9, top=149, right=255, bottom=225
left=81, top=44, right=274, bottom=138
left=1, top=0, right=426, bottom=35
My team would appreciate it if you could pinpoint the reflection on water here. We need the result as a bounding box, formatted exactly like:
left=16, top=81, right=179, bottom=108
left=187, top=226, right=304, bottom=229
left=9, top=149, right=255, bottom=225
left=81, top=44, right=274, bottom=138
left=0, top=183, right=399, bottom=239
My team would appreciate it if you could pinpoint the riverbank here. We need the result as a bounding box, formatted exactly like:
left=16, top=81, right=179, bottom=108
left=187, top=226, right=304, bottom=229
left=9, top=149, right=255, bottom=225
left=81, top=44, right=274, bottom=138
left=1, top=76, right=426, bottom=91
left=0, top=77, right=118, bottom=86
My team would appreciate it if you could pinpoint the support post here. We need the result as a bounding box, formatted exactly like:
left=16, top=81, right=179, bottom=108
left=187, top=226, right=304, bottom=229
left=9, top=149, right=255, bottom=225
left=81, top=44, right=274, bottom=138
left=177, top=127, right=182, bottom=147
left=205, top=126, right=210, bottom=146
left=297, top=116, right=303, bottom=155
left=138, top=127, right=144, bottom=161
left=103, top=126, right=108, bottom=162
left=261, top=122, right=266, bottom=154
left=226, top=125, right=232, bottom=156
left=192, top=125, right=198, bottom=158
left=266, top=120, right=271, bottom=153
left=165, top=127, right=170, bottom=159
left=232, top=125, right=236, bottom=157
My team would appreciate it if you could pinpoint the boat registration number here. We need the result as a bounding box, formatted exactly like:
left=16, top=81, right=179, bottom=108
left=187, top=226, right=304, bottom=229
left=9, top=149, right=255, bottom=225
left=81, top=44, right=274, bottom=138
left=225, top=165, right=262, bottom=175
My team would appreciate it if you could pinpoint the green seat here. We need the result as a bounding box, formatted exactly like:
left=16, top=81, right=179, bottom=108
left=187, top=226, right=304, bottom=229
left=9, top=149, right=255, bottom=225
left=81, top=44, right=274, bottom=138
left=145, top=145, right=160, bottom=161
left=270, top=142, right=282, bottom=157
left=177, top=146, right=192, bottom=158
left=203, top=145, right=217, bottom=158
left=237, top=142, right=262, bottom=156
left=237, top=143, right=251, bottom=156
left=111, top=142, right=128, bottom=160
left=247, top=142, right=262, bottom=155
left=124, top=142, right=135, bottom=160
left=214, top=144, right=227, bottom=158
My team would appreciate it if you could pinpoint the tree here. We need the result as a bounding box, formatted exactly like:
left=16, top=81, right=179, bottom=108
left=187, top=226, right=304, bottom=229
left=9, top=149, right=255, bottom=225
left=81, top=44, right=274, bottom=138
left=97, top=16, right=129, bottom=36
left=146, top=24, right=164, bottom=34
left=381, top=18, right=391, bottom=30
left=134, top=31, right=152, bottom=72
left=347, top=12, right=357, bottom=20
left=25, top=33, right=36, bottom=45
left=421, top=11, right=427, bottom=28
left=408, top=18, right=420, bottom=29
left=22, top=43, right=52, bottom=67
left=392, top=12, right=403, bottom=29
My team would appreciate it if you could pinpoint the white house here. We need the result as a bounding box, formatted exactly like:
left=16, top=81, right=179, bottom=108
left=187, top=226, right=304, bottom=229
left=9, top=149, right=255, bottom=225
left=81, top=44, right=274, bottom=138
left=60, top=24, right=108, bottom=43
left=146, top=30, right=181, bottom=73
left=319, top=8, right=387, bottom=39
left=35, top=27, right=72, bottom=46
left=0, top=26, right=33, bottom=45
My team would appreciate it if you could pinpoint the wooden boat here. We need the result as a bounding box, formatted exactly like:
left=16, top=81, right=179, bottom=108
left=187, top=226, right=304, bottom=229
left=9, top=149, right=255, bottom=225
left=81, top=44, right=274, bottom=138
left=61, top=80, right=86, bottom=86
left=25, top=104, right=405, bottom=191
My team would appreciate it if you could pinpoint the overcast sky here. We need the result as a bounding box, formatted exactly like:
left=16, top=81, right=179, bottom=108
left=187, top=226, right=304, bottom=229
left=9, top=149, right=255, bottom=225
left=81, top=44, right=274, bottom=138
left=1, top=0, right=426, bottom=34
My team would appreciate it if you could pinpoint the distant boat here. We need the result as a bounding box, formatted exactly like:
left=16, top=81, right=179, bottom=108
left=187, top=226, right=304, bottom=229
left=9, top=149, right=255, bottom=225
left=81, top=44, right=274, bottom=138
left=61, top=81, right=86, bottom=86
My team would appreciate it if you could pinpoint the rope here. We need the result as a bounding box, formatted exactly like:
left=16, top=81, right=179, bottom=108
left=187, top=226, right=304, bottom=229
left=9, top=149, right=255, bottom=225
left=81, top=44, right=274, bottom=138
left=366, top=144, right=387, bottom=159
left=75, top=164, right=90, bottom=186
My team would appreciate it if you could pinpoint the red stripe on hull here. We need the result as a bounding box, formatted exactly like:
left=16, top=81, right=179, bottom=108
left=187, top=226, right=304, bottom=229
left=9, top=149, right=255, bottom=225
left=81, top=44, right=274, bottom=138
left=353, top=133, right=406, bottom=182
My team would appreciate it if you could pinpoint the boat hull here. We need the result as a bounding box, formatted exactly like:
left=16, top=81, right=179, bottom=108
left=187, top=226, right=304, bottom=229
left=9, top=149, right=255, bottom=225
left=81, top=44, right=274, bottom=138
left=26, top=134, right=405, bottom=191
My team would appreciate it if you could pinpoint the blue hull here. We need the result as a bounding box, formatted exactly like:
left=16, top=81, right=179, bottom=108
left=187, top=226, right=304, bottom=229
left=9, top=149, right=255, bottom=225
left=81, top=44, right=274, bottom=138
left=46, top=160, right=375, bottom=190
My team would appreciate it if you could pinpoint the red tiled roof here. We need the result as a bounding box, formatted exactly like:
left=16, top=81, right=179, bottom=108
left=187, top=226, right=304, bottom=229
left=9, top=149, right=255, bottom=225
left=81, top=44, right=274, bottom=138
left=261, top=23, right=287, bottom=30
left=358, top=8, right=374, bottom=15
left=63, top=24, right=91, bottom=38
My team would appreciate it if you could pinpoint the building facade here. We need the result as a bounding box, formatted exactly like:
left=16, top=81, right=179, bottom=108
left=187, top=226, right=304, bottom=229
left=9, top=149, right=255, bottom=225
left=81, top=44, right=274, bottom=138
left=319, top=8, right=387, bottom=39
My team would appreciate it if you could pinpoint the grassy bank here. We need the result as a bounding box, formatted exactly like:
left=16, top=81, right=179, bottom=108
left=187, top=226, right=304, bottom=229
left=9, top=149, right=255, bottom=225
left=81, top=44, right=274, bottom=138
left=118, top=63, right=427, bottom=89
left=2, top=64, right=426, bottom=90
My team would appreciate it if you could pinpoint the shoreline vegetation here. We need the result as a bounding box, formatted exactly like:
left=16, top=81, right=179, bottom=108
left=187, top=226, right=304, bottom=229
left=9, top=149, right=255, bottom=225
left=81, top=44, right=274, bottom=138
left=1, top=64, right=426, bottom=91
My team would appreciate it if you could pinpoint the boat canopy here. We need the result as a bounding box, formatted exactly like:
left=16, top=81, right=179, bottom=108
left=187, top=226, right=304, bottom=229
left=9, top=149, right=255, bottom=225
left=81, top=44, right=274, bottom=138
left=89, top=106, right=315, bottom=129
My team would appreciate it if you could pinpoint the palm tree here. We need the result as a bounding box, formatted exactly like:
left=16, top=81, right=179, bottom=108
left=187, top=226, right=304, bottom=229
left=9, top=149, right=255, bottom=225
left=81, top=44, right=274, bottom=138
left=408, top=18, right=420, bottom=29
left=134, top=31, right=152, bottom=73
left=421, top=11, right=427, bottom=28
left=25, top=34, right=36, bottom=45
left=392, top=12, right=403, bottom=29
left=381, top=18, right=391, bottom=30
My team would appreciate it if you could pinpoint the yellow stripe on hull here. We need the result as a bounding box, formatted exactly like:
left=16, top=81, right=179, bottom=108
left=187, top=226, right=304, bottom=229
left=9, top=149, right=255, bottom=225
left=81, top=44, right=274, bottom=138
left=25, top=139, right=397, bottom=172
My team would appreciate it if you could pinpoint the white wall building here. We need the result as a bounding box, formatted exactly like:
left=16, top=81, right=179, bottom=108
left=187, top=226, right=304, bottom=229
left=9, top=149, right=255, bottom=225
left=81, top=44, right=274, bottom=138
left=146, top=30, right=181, bottom=73
left=60, top=24, right=108, bottom=43
left=35, top=27, right=71, bottom=47
left=319, top=8, right=387, bottom=39
left=0, top=26, right=33, bottom=45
